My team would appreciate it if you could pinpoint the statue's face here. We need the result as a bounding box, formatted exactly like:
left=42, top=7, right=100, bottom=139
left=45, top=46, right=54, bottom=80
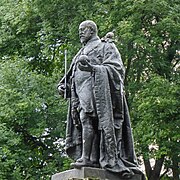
left=79, top=23, right=93, bottom=44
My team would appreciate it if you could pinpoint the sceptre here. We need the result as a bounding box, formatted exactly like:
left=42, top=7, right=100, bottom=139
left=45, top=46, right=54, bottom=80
left=64, top=49, right=67, bottom=99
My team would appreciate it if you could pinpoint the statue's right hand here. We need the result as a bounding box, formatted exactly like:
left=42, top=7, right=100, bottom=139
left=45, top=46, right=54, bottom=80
left=57, top=84, right=65, bottom=96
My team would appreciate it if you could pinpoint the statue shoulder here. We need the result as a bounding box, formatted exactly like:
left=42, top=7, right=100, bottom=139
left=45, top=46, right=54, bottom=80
left=101, top=31, right=115, bottom=43
left=101, top=38, right=118, bottom=52
left=101, top=31, right=119, bottom=51
left=100, top=33, right=121, bottom=56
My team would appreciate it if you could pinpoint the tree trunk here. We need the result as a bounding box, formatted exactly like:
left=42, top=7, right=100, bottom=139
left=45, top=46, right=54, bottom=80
left=124, top=42, right=133, bottom=87
left=144, top=156, right=164, bottom=180
left=124, top=57, right=132, bottom=87
left=144, top=158, right=152, bottom=179
left=172, top=156, right=179, bottom=180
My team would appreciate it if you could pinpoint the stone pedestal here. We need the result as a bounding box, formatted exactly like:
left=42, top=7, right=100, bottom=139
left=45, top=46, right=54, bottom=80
left=52, top=167, right=143, bottom=180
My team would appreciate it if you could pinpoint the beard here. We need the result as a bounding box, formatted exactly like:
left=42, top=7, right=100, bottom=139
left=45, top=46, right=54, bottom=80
left=79, top=35, right=91, bottom=45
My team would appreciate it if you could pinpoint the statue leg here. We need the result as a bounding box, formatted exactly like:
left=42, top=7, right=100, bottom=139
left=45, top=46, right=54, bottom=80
left=90, top=132, right=100, bottom=167
left=81, top=113, right=94, bottom=162
left=90, top=117, right=100, bottom=167
left=72, top=110, right=94, bottom=168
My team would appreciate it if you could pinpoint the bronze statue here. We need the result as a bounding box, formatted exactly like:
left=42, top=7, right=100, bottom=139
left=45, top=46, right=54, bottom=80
left=58, top=20, right=143, bottom=179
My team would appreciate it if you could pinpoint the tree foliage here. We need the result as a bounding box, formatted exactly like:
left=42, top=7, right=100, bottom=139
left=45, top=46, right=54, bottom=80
left=131, top=75, right=179, bottom=179
left=0, top=0, right=179, bottom=179
left=0, top=58, right=70, bottom=179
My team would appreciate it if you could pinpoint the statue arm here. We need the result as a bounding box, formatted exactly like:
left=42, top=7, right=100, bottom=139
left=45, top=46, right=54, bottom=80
left=58, top=48, right=83, bottom=94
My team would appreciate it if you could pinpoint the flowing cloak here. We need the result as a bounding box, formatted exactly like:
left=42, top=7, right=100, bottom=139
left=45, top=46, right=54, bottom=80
left=59, top=37, right=144, bottom=177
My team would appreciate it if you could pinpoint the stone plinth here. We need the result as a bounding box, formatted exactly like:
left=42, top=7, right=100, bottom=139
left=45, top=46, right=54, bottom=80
left=52, top=167, right=143, bottom=180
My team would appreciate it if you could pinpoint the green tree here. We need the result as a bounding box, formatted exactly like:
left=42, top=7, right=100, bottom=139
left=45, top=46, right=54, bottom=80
left=0, top=57, right=71, bottom=179
left=0, top=0, right=179, bottom=179
left=131, top=75, right=179, bottom=180
left=107, top=1, right=179, bottom=179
